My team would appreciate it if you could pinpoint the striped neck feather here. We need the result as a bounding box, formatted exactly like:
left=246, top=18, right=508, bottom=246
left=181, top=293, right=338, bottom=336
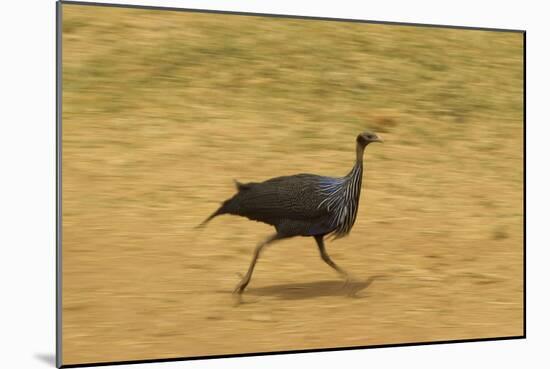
left=317, top=161, right=364, bottom=238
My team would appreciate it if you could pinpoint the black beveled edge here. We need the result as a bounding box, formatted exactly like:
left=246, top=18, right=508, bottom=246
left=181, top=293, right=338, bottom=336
left=56, top=1, right=63, bottom=368
left=60, top=336, right=525, bottom=368
left=55, top=1, right=527, bottom=367
left=522, top=31, right=526, bottom=339
left=59, top=0, right=526, bottom=33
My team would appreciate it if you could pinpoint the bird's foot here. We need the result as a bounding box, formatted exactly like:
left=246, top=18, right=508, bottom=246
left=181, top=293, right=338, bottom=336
left=342, top=273, right=356, bottom=287
left=232, top=291, right=245, bottom=306
left=342, top=274, right=364, bottom=297
left=342, top=273, right=357, bottom=292
left=233, top=282, right=246, bottom=294
left=233, top=274, right=250, bottom=295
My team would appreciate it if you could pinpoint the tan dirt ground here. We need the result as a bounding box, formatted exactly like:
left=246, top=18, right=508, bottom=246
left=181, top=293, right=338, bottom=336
left=61, top=4, right=524, bottom=365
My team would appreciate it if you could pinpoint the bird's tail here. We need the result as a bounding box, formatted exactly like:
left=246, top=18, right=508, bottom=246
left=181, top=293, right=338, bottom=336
left=195, top=182, right=243, bottom=229
left=195, top=202, right=231, bottom=230
left=195, top=210, right=220, bottom=230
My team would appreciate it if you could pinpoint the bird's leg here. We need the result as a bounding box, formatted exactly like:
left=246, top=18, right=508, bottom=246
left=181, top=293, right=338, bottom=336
left=314, top=235, right=350, bottom=281
left=234, top=233, right=280, bottom=294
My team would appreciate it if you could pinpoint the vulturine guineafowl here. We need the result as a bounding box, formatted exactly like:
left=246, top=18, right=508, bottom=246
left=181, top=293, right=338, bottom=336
left=198, top=131, right=383, bottom=293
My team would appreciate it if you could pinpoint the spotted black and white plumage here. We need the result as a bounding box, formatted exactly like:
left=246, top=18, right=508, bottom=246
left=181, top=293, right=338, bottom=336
left=198, top=131, right=382, bottom=293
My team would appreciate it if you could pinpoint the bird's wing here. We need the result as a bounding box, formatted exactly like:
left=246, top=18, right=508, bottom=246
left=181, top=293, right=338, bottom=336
left=228, top=173, right=333, bottom=224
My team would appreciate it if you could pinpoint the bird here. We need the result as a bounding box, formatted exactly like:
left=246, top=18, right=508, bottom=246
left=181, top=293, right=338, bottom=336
left=197, top=131, right=383, bottom=294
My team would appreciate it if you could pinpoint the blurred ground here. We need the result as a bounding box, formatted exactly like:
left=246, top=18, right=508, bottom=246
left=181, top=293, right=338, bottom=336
left=61, top=4, right=524, bottom=365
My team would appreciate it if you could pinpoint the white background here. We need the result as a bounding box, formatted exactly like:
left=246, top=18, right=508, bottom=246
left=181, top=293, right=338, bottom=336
left=0, top=0, right=548, bottom=368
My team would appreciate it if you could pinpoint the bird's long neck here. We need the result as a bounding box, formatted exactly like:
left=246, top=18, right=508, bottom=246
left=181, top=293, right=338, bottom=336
left=356, top=141, right=366, bottom=165
left=349, top=142, right=366, bottom=177
left=315, top=141, right=367, bottom=238
left=343, top=142, right=365, bottom=204
left=326, top=142, right=365, bottom=238
left=346, top=143, right=365, bottom=207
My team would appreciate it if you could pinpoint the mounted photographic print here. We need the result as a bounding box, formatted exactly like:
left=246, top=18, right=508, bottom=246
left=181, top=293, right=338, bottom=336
left=57, top=1, right=525, bottom=367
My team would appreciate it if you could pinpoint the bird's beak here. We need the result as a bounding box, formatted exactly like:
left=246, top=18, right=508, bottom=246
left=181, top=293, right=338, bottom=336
left=374, top=135, right=384, bottom=143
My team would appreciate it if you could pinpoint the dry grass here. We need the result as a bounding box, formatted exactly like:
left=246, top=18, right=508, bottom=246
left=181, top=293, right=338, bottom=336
left=61, top=4, right=524, bottom=365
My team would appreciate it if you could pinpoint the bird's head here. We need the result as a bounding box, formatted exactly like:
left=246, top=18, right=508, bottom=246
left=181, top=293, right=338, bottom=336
left=356, top=131, right=383, bottom=146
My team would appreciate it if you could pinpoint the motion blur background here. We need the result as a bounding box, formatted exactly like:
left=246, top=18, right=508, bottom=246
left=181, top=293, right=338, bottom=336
left=61, top=3, right=523, bottom=365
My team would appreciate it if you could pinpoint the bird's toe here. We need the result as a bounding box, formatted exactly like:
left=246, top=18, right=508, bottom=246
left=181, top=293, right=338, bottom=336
left=342, top=273, right=358, bottom=287
left=233, top=281, right=247, bottom=294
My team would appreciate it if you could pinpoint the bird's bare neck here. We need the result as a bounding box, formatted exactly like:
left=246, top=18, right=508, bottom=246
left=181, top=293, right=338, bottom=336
left=344, top=143, right=364, bottom=179
left=355, top=142, right=367, bottom=166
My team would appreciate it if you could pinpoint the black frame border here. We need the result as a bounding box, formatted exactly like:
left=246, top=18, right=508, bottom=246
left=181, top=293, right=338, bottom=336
left=56, top=1, right=527, bottom=368
left=56, top=1, right=63, bottom=368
